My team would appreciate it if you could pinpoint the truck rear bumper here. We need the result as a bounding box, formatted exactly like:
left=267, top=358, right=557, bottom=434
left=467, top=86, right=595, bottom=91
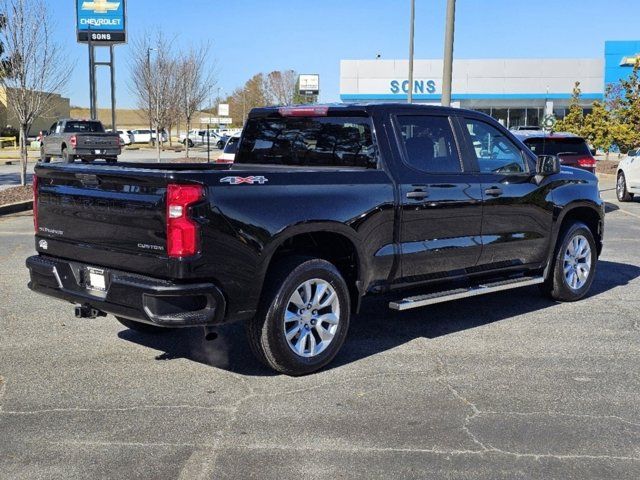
left=26, top=255, right=226, bottom=327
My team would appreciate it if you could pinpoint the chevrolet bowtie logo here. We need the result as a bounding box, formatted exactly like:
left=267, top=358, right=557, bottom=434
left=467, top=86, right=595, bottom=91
left=81, top=0, right=120, bottom=14
left=620, top=54, right=640, bottom=66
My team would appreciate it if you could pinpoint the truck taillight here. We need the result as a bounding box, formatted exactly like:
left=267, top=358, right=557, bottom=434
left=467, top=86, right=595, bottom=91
left=577, top=157, right=596, bottom=168
left=70, top=135, right=77, bottom=148
left=166, top=184, right=204, bottom=258
left=33, top=175, right=38, bottom=233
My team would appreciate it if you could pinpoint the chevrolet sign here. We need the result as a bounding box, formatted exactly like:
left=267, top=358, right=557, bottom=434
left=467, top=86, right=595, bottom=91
left=76, top=0, right=127, bottom=44
left=620, top=54, right=640, bottom=67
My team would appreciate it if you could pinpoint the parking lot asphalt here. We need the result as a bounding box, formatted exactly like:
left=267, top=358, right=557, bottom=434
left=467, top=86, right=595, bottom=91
left=0, top=175, right=638, bottom=479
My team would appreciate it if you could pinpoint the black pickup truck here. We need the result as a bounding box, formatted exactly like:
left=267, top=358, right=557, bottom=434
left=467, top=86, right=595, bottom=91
left=27, top=104, right=605, bottom=375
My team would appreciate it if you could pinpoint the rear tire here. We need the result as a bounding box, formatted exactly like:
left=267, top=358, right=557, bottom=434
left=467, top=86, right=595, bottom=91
left=115, top=317, right=174, bottom=334
left=62, top=147, right=74, bottom=163
left=539, top=222, right=597, bottom=302
left=40, top=146, right=50, bottom=163
left=617, top=172, right=634, bottom=202
left=246, top=257, right=351, bottom=376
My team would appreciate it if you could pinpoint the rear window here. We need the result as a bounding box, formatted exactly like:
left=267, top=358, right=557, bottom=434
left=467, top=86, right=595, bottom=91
left=64, top=121, right=104, bottom=133
left=235, top=116, right=377, bottom=168
left=525, top=137, right=590, bottom=156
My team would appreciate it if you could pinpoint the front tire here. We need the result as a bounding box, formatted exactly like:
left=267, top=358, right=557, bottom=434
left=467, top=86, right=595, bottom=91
left=115, top=317, right=174, bottom=334
left=617, top=172, right=634, bottom=202
left=247, top=257, right=351, bottom=376
left=540, top=222, right=597, bottom=302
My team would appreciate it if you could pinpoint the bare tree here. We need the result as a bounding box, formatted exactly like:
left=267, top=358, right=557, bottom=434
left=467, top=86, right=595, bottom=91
left=0, top=0, right=71, bottom=185
left=177, top=43, right=215, bottom=158
left=129, top=34, right=176, bottom=162
left=264, top=70, right=298, bottom=105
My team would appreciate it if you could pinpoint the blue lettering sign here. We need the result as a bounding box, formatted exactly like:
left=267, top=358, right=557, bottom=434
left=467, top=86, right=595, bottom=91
left=389, top=79, right=437, bottom=94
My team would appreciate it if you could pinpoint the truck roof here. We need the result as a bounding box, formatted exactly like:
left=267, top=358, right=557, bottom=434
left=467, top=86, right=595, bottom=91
left=248, top=103, right=471, bottom=118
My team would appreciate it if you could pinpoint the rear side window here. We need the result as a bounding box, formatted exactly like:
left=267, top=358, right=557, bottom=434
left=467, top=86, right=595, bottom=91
left=236, top=116, right=377, bottom=168
left=395, top=115, right=461, bottom=173
left=525, top=137, right=591, bottom=156
left=64, top=121, right=104, bottom=133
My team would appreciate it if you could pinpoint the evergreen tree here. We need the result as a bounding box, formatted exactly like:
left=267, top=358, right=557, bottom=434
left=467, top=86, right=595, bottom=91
left=554, top=81, right=584, bottom=134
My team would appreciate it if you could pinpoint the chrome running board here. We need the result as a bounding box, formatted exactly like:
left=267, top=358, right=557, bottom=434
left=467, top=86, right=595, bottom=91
left=389, top=276, right=545, bottom=311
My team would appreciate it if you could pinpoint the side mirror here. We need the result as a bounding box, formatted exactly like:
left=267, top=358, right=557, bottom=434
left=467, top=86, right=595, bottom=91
left=536, top=154, right=560, bottom=175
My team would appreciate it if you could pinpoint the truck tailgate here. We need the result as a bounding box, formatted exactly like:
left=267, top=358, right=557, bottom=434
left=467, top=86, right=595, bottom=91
left=76, top=133, right=120, bottom=150
left=35, top=164, right=171, bottom=273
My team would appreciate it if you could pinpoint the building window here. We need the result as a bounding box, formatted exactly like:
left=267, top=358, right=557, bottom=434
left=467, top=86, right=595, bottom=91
left=526, top=108, right=541, bottom=127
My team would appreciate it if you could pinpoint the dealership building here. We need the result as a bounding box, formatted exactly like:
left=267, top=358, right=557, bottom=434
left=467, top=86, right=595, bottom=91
left=340, top=40, right=640, bottom=129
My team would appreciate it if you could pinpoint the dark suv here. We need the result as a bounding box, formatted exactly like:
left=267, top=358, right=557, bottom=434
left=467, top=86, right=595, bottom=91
left=514, top=132, right=597, bottom=173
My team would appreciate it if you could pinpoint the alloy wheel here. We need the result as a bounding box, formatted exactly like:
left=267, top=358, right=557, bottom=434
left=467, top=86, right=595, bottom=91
left=283, top=278, right=340, bottom=358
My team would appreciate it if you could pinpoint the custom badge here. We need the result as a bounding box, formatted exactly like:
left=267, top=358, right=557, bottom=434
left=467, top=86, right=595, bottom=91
left=220, top=176, right=269, bottom=185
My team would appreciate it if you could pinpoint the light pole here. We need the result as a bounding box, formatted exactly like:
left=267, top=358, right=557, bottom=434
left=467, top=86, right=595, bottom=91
left=441, top=0, right=456, bottom=107
left=407, top=0, right=415, bottom=104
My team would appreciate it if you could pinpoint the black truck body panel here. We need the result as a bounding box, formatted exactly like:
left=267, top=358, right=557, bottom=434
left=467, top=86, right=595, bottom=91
left=27, top=104, right=605, bottom=327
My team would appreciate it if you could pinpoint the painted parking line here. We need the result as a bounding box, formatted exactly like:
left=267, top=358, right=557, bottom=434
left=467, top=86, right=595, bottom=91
left=618, top=208, right=640, bottom=220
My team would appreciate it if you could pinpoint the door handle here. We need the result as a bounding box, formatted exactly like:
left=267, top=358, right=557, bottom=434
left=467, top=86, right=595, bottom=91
left=484, top=187, right=503, bottom=197
left=406, top=190, right=429, bottom=200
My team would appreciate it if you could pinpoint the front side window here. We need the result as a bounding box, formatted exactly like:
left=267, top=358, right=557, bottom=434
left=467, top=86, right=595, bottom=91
left=236, top=116, right=377, bottom=168
left=396, top=115, right=461, bottom=173
left=464, top=118, right=526, bottom=174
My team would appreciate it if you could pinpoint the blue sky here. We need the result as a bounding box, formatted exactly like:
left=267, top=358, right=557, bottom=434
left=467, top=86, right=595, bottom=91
left=52, top=0, right=640, bottom=109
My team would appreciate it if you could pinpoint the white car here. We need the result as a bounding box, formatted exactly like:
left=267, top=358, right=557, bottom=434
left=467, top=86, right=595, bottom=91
left=617, top=148, right=640, bottom=202
left=180, top=129, right=220, bottom=147
left=130, top=129, right=168, bottom=144
left=117, top=130, right=133, bottom=145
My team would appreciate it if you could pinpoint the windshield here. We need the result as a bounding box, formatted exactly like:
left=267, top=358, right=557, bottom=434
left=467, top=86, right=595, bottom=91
left=525, top=137, right=591, bottom=156
left=64, top=121, right=105, bottom=133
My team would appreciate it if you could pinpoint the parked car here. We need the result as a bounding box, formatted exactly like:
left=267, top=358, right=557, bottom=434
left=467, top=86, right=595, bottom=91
left=514, top=131, right=597, bottom=173
left=217, top=133, right=240, bottom=163
left=180, top=129, right=221, bottom=147
left=117, top=130, right=134, bottom=145
left=616, top=147, right=640, bottom=202
left=40, top=119, right=121, bottom=163
left=216, top=135, right=230, bottom=149
left=27, top=104, right=604, bottom=375
left=130, top=129, right=168, bottom=144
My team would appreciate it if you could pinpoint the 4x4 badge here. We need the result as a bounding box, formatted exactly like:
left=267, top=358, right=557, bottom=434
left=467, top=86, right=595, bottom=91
left=220, top=176, right=268, bottom=185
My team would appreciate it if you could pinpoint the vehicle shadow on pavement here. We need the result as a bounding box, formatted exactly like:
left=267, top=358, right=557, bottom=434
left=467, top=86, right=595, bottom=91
left=117, top=260, right=639, bottom=376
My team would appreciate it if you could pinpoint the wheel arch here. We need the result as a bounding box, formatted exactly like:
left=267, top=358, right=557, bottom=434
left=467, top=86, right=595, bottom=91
left=259, top=223, right=366, bottom=313
left=554, top=202, right=604, bottom=257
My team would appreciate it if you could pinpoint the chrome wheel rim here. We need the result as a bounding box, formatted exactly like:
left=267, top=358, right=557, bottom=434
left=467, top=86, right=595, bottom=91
left=284, top=278, right=340, bottom=358
left=617, top=174, right=625, bottom=197
left=563, top=234, right=592, bottom=290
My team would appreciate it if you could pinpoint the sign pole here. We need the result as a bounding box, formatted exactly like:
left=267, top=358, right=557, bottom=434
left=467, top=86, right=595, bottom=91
left=110, top=45, right=117, bottom=130
left=441, top=0, right=456, bottom=107
left=88, top=33, right=97, bottom=119
left=407, top=0, right=415, bottom=104
left=207, top=124, right=210, bottom=163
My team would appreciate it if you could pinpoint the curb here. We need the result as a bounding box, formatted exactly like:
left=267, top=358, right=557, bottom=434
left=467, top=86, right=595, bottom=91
left=0, top=200, right=33, bottom=216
